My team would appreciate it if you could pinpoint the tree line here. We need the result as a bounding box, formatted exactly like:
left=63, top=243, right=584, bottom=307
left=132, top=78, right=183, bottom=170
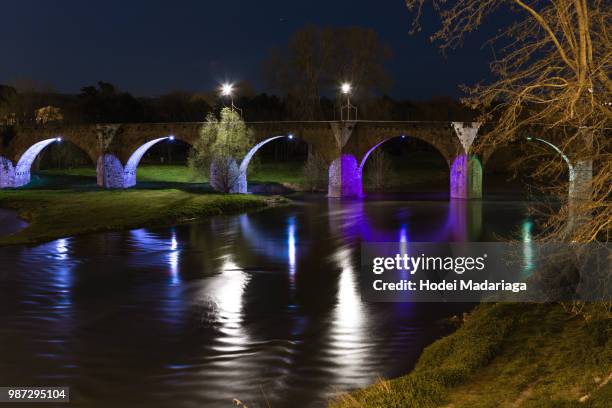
left=0, top=26, right=477, bottom=126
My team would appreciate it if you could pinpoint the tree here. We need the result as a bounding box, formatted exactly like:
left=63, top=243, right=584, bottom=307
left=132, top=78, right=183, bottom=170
left=406, top=0, right=610, bottom=244
left=302, top=149, right=328, bottom=191
left=77, top=81, right=144, bottom=122
left=264, top=25, right=392, bottom=120
left=365, top=150, right=396, bottom=191
left=188, top=107, right=253, bottom=193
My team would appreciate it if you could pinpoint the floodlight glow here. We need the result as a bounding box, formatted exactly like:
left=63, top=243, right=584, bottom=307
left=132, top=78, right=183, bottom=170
left=221, top=83, right=234, bottom=96
left=526, top=136, right=533, bottom=141
left=341, top=83, right=352, bottom=94
left=288, top=134, right=294, bottom=140
left=401, top=135, right=406, bottom=139
left=56, top=137, right=63, bottom=142
left=169, top=135, right=175, bottom=141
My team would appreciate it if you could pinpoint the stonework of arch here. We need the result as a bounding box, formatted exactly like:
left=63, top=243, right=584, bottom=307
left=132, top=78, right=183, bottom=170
left=231, top=135, right=288, bottom=194
left=0, top=124, right=99, bottom=188
left=14, top=138, right=60, bottom=186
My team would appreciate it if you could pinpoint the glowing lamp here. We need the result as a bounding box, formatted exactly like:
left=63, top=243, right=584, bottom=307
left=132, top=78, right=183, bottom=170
left=288, top=134, right=294, bottom=140
left=221, top=83, right=234, bottom=96
left=341, top=83, right=352, bottom=94
left=169, top=135, right=175, bottom=141
left=401, top=134, right=406, bottom=139
left=55, top=137, right=63, bottom=142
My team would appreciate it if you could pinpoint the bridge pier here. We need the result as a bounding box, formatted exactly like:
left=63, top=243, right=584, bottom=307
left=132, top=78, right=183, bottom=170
left=0, top=157, right=15, bottom=188
left=96, top=154, right=126, bottom=188
left=450, top=154, right=482, bottom=199
left=328, top=154, right=362, bottom=198
left=209, top=156, right=243, bottom=193
left=566, top=159, right=593, bottom=236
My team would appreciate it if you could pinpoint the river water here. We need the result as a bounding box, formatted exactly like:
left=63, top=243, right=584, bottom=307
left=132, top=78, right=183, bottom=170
left=0, top=208, right=28, bottom=236
left=0, top=196, right=532, bottom=407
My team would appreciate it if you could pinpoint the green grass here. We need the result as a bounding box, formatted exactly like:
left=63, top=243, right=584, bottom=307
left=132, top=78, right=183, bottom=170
left=38, top=165, right=205, bottom=184
left=38, top=163, right=306, bottom=186
left=249, top=162, right=305, bottom=185
left=0, top=189, right=286, bottom=245
left=330, top=303, right=611, bottom=408
left=37, top=162, right=448, bottom=191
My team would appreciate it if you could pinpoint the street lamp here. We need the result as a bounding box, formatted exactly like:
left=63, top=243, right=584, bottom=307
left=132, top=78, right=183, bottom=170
left=219, top=82, right=242, bottom=118
left=340, top=82, right=357, bottom=121
left=55, top=137, right=63, bottom=142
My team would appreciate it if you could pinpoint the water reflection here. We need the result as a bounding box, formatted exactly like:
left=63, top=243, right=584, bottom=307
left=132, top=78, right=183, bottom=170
left=0, top=198, right=531, bottom=408
left=288, top=216, right=297, bottom=279
left=522, top=218, right=535, bottom=277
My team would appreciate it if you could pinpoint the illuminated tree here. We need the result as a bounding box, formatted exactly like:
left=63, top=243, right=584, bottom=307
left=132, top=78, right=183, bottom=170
left=188, top=107, right=253, bottom=192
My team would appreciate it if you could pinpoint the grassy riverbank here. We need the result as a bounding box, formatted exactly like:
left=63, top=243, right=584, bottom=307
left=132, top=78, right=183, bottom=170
left=0, top=189, right=286, bottom=245
left=37, top=163, right=306, bottom=186
left=331, top=303, right=611, bottom=408
left=36, top=161, right=450, bottom=192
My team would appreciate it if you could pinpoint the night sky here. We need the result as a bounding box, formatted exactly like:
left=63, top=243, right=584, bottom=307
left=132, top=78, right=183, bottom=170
left=1, top=0, right=503, bottom=99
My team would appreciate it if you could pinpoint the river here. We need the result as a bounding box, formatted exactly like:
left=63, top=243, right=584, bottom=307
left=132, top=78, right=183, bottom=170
left=0, top=195, right=532, bottom=407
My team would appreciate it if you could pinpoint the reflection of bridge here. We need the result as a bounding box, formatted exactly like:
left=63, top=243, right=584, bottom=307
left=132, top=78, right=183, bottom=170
left=0, top=121, right=591, bottom=200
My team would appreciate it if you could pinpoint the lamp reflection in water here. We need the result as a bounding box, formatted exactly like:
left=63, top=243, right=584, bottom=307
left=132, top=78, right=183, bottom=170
left=47, top=238, right=73, bottom=308
left=168, top=230, right=180, bottom=286
left=329, top=247, right=370, bottom=388
left=398, top=223, right=410, bottom=281
left=209, top=255, right=250, bottom=351
left=522, top=219, right=535, bottom=277
left=287, top=216, right=297, bottom=279
left=55, top=238, right=69, bottom=261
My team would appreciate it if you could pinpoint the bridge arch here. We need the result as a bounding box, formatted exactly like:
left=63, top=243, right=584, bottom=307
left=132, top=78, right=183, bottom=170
left=14, top=137, right=63, bottom=187
left=0, top=130, right=99, bottom=188
left=357, top=134, right=451, bottom=196
left=105, top=134, right=196, bottom=188
left=123, top=136, right=176, bottom=187
left=481, top=137, right=574, bottom=198
left=232, top=134, right=299, bottom=193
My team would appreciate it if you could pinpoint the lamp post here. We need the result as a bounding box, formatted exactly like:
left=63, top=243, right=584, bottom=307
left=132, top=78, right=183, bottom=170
left=340, top=82, right=357, bottom=121
left=220, top=82, right=242, bottom=118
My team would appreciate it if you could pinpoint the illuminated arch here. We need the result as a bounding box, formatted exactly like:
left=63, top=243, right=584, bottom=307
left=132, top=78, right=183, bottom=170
left=234, top=134, right=294, bottom=193
left=527, top=137, right=575, bottom=180
left=14, top=138, right=63, bottom=187
left=123, top=136, right=175, bottom=187
left=357, top=135, right=449, bottom=196
left=239, top=135, right=287, bottom=175
left=359, top=135, right=449, bottom=175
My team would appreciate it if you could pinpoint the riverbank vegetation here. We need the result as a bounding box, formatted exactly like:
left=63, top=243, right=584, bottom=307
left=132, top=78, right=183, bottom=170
left=331, top=303, right=611, bottom=408
left=0, top=189, right=285, bottom=245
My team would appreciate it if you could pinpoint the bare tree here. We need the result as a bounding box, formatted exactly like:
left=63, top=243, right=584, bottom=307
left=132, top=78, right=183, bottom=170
left=406, top=0, right=610, bottom=244
left=365, top=150, right=396, bottom=191
left=264, top=25, right=392, bottom=120
left=302, top=149, right=328, bottom=191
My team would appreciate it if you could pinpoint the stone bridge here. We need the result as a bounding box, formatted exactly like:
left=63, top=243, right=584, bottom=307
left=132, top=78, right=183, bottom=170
left=0, top=120, right=591, bottom=200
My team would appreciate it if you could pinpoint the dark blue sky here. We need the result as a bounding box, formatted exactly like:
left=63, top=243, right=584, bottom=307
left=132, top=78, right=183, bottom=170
left=0, top=0, right=502, bottom=99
